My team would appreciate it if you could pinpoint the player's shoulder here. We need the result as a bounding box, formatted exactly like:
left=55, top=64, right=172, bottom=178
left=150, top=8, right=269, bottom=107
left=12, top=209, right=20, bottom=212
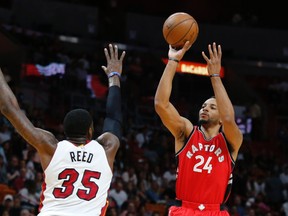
left=96, top=133, right=119, bottom=148
left=182, top=117, right=193, bottom=137
left=98, top=132, right=119, bottom=141
left=34, top=128, right=58, bottom=148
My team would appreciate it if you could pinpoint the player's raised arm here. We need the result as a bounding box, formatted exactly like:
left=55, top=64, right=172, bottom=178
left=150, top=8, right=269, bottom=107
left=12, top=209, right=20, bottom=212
left=154, top=41, right=193, bottom=152
left=202, top=42, right=243, bottom=160
left=96, top=44, right=125, bottom=170
left=0, top=68, right=57, bottom=169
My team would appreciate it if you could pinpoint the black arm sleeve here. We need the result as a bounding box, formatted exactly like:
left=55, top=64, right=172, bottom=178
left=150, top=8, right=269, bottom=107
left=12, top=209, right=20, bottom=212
left=103, top=86, right=122, bottom=140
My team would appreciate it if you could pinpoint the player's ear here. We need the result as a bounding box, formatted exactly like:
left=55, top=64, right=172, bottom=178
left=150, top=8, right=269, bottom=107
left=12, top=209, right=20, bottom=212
left=219, top=119, right=223, bottom=125
left=88, top=124, right=94, bottom=139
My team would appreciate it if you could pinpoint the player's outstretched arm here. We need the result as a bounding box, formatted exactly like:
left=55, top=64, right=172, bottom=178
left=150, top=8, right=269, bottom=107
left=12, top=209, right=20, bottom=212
left=96, top=44, right=125, bottom=170
left=0, top=68, right=57, bottom=168
left=202, top=43, right=243, bottom=160
left=154, top=41, right=193, bottom=151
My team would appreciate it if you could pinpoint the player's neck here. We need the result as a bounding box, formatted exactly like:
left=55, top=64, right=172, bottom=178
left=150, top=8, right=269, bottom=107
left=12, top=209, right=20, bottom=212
left=67, top=137, right=87, bottom=145
left=200, top=125, right=220, bottom=139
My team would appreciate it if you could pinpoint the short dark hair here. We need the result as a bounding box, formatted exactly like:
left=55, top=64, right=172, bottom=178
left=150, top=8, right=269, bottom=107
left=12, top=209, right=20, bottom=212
left=63, top=109, right=93, bottom=138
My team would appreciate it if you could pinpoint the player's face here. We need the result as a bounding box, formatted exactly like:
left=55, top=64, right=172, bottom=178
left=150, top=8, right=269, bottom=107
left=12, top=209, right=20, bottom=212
left=198, top=98, right=220, bottom=125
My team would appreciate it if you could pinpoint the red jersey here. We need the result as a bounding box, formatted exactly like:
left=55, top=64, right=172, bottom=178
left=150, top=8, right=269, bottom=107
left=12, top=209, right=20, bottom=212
left=175, top=126, right=234, bottom=205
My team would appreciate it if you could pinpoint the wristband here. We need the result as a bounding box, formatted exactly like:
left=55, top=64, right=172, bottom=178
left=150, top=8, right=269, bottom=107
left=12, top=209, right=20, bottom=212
left=108, top=72, right=121, bottom=78
left=168, top=57, right=180, bottom=63
left=210, top=74, right=220, bottom=77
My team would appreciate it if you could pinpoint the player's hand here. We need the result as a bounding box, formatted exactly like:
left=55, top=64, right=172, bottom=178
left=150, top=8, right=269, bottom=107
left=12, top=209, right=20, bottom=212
left=102, top=44, right=126, bottom=76
left=202, top=42, right=222, bottom=76
left=168, top=41, right=192, bottom=62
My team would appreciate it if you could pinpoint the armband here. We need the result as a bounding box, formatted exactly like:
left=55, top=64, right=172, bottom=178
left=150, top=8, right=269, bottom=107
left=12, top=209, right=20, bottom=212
left=210, top=74, right=220, bottom=77
left=168, top=58, right=180, bottom=63
left=108, top=72, right=121, bottom=78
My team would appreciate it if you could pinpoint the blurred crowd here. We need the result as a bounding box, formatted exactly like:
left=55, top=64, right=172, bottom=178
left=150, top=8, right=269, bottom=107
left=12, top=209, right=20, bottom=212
left=0, top=25, right=288, bottom=216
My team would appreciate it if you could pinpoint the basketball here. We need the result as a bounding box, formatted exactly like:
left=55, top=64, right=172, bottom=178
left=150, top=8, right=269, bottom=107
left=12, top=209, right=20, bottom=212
left=163, top=12, right=199, bottom=49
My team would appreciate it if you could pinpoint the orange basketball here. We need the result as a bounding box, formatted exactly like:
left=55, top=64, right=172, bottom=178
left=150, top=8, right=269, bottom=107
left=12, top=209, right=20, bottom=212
left=163, top=12, right=199, bottom=49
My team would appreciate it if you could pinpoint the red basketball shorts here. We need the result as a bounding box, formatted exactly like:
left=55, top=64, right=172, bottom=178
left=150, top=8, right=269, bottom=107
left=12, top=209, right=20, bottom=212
left=168, top=201, right=230, bottom=216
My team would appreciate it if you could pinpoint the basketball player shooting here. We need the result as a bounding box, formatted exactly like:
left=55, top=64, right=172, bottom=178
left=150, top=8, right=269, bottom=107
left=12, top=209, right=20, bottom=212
left=154, top=41, right=243, bottom=215
left=0, top=44, right=125, bottom=216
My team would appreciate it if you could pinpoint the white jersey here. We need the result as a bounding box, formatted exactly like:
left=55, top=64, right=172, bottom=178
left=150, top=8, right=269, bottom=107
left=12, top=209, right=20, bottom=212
left=38, top=140, right=112, bottom=216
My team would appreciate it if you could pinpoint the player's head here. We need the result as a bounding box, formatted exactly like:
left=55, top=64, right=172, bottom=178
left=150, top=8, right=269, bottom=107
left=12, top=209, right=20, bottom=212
left=198, top=96, right=222, bottom=127
left=63, top=109, right=94, bottom=139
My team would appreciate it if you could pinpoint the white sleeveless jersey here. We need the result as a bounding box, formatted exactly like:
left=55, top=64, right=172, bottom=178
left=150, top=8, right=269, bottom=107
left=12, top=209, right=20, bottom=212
left=38, top=140, right=112, bottom=216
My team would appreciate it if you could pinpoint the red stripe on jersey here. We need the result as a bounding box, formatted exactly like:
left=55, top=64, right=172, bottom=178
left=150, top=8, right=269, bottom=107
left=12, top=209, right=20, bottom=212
left=100, top=200, right=109, bottom=216
left=38, top=173, right=47, bottom=212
